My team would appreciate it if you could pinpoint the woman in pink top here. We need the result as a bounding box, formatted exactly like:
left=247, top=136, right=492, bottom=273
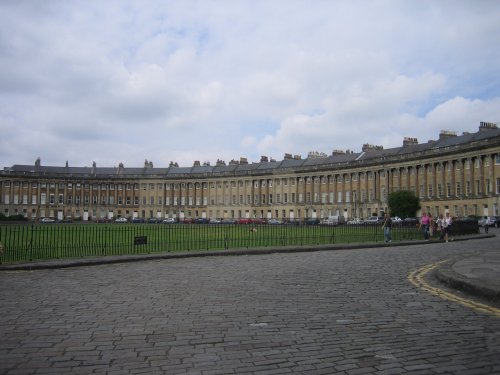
left=420, top=212, right=430, bottom=240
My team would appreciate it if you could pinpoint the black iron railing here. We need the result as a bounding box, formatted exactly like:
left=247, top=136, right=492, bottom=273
left=0, top=220, right=479, bottom=264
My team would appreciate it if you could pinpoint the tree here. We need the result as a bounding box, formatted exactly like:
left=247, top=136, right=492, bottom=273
left=388, top=190, right=421, bottom=217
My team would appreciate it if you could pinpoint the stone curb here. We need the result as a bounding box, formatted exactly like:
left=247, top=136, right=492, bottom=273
left=0, top=234, right=495, bottom=272
left=435, top=259, right=500, bottom=303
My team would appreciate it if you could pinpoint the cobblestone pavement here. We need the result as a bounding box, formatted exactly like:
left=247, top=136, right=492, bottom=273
left=1, top=236, right=499, bottom=375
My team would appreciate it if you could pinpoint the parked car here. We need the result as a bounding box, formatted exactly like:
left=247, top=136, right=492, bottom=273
left=391, top=216, right=403, bottom=223
left=114, top=217, right=128, bottom=223
left=41, top=217, right=55, bottom=223
left=347, top=218, right=364, bottom=225
left=132, top=217, right=145, bottom=223
left=250, top=218, right=265, bottom=224
left=305, top=218, right=320, bottom=225
left=180, top=218, right=193, bottom=224
left=148, top=218, right=161, bottom=224
left=95, top=217, right=110, bottom=223
left=193, top=218, right=210, bottom=224
left=492, top=216, right=500, bottom=228
left=221, top=218, right=236, bottom=224
left=209, top=218, right=221, bottom=224
left=403, top=217, right=419, bottom=227
left=365, top=216, right=380, bottom=225
left=162, top=217, right=176, bottom=224
left=267, top=219, right=282, bottom=225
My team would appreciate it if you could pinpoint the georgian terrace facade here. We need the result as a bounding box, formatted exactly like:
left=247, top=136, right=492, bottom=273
left=2, top=123, right=500, bottom=222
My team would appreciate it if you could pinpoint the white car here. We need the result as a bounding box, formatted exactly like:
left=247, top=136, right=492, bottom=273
left=41, top=218, right=55, bottom=223
left=162, top=218, right=176, bottom=224
left=114, top=217, right=128, bottom=223
left=267, top=219, right=282, bottom=225
left=347, top=218, right=363, bottom=225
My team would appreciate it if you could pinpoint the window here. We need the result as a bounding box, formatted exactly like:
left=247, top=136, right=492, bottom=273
left=337, top=192, right=342, bottom=203
left=466, top=181, right=471, bottom=195
left=446, top=183, right=451, bottom=197
left=456, top=182, right=461, bottom=196
left=497, top=178, right=500, bottom=194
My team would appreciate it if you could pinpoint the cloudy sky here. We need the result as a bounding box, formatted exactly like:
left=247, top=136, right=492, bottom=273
left=1, top=1, right=500, bottom=169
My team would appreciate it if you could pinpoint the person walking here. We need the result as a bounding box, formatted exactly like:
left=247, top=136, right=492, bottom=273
left=428, top=213, right=435, bottom=240
left=482, top=217, right=490, bottom=233
left=382, top=213, right=392, bottom=243
left=420, top=212, right=430, bottom=241
left=442, top=212, right=453, bottom=242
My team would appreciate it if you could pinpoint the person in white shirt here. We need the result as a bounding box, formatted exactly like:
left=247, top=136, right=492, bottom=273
left=442, top=212, right=453, bottom=242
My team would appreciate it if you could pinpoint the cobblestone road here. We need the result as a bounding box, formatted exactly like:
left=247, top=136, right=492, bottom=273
left=1, top=236, right=500, bottom=375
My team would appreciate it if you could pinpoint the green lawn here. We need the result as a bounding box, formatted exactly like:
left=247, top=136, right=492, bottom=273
left=0, top=223, right=424, bottom=264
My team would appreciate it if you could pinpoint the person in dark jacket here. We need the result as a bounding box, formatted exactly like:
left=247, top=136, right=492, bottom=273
left=382, top=213, right=392, bottom=243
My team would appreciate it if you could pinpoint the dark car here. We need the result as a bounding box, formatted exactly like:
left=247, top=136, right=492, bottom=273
left=132, top=217, right=145, bottom=223
left=490, top=216, right=499, bottom=228
left=193, top=218, right=209, bottom=224
left=305, top=218, right=320, bottom=225
left=148, top=218, right=160, bottom=224
left=403, top=217, right=419, bottom=227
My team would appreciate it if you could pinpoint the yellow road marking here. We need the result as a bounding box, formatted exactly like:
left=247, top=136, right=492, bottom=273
left=408, top=260, right=500, bottom=317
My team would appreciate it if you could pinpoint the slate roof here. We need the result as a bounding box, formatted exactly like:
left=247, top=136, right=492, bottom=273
left=3, top=127, right=500, bottom=178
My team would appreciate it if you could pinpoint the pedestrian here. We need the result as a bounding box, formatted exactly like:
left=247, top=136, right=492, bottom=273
left=482, top=217, right=490, bottom=233
left=428, top=213, right=434, bottom=240
left=436, top=213, right=444, bottom=240
left=382, top=213, right=392, bottom=243
left=419, top=212, right=430, bottom=241
left=442, top=212, right=453, bottom=242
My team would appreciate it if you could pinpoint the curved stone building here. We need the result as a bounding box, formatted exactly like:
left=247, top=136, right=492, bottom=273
left=1, top=122, right=499, bottom=221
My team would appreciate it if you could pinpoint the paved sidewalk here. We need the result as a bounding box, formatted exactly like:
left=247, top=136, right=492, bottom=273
left=435, top=251, right=500, bottom=303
